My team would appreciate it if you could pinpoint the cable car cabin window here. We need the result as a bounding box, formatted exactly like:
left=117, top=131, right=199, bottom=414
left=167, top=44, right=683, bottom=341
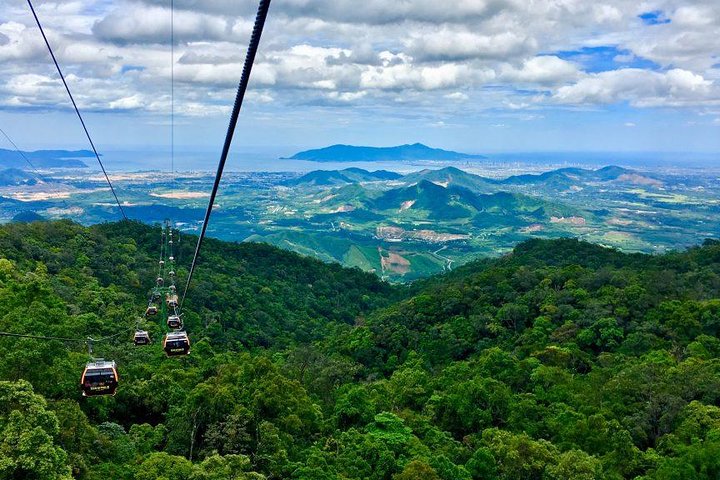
left=81, top=362, right=118, bottom=397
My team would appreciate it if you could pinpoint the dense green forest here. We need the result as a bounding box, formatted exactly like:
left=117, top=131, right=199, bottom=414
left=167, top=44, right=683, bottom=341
left=0, top=220, right=719, bottom=479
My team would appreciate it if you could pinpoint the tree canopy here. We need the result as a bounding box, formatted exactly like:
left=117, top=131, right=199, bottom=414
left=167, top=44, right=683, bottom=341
left=0, top=220, right=719, bottom=479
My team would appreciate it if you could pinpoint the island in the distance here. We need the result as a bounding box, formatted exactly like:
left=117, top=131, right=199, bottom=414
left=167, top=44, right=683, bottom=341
left=0, top=148, right=92, bottom=169
left=284, top=142, right=487, bottom=162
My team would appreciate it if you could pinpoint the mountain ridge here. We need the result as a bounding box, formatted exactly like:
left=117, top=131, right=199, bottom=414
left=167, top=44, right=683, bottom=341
left=283, top=168, right=402, bottom=186
left=0, top=148, right=91, bottom=168
left=285, top=143, right=487, bottom=162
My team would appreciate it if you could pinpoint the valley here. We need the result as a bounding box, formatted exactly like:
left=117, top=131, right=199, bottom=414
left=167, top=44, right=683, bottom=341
left=0, top=163, right=718, bottom=281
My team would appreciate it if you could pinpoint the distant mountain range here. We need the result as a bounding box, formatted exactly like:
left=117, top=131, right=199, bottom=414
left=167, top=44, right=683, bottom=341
left=0, top=168, right=42, bottom=186
left=287, top=165, right=660, bottom=191
left=250, top=163, right=670, bottom=280
left=0, top=149, right=91, bottom=169
left=285, top=143, right=487, bottom=162
left=308, top=174, right=576, bottom=226
left=283, top=168, right=402, bottom=186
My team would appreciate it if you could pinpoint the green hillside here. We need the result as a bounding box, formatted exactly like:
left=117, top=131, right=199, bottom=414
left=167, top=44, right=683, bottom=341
left=284, top=168, right=402, bottom=186
left=254, top=180, right=584, bottom=281
left=0, top=221, right=718, bottom=479
left=401, top=166, right=496, bottom=192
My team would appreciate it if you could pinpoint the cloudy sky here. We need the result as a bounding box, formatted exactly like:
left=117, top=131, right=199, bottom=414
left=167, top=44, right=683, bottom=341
left=0, top=0, right=719, bottom=155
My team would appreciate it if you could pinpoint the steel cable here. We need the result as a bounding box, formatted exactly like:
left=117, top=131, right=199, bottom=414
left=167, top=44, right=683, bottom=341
left=26, top=0, right=128, bottom=221
left=181, top=0, right=271, bottom=308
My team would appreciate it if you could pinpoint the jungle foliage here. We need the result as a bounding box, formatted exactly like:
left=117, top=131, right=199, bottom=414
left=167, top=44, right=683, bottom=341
left=0, top=220, right=719, bottom=479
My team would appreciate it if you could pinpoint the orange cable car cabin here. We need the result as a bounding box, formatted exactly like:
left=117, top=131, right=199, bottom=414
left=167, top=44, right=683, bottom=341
left=80, top=360, right=118, bottom=397
left=163, top=331, right=190, bottom=356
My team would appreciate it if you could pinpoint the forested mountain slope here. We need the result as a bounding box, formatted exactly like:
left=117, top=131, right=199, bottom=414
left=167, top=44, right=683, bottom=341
left=0, top=220, right=718, bottom=479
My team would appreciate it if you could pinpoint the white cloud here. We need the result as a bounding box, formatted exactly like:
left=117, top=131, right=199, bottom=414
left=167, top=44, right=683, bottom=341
left=552, top=68, right=717, bottom=107
left=501, top=56, right=580, bottom=85
left=408, top=30, right=536, bottom=62
left=93, top=5, right=235, bottom=44
left=0, top=0, right=718, bottom=120
left=444, top=92, right=469, bottom=101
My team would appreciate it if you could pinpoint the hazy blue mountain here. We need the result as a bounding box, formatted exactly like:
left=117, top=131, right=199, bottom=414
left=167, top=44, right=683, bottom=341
left=499, top=165, right=658, bottom=186
left=0, top=168, right=40, bottom=186
left=399, top=165, right=658, bottom=195
left=0, top=149, right=91, bottom=168
left=342, top=167, right=402, bottom=181
left=286, top=143, right=487, bottom=162
left=284, top=168, right=402, bottom=186
left=11, top=211, right=46, bottom=223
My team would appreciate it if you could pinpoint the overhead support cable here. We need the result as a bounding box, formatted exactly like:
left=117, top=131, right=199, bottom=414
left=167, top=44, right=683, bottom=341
left=0, top=125, right=76, bottom=214
left=0, top=329, right=129, bottom=344
left=171, top=0, right=175, bottom=190
left=26, top=0, right=128, bottom=221
left=0, top=332, right=83, bottom=343
left=181, top=0, right=271, bottom=307
left=0, top=126, right=42, bottom=174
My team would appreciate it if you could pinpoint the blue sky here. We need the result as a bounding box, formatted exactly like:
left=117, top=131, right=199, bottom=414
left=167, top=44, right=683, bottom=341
left=0, top=0, right=718, bottom=155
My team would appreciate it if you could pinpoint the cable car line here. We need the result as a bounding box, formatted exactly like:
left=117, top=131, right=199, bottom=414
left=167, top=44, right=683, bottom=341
left=26, top=0, right=128, bottom=222
left=0, top=125, right=78, bottom=215
left=11, top=0, right=273, bottom=395
left=181, top=0, right=271, bottom=308
left=171, top=0, right=175, bottom=192
left=0, top=328, right=130, bottom=344
left=0, top=126, right=42, bottom=173
left=0, top=331, right=85, bottom=343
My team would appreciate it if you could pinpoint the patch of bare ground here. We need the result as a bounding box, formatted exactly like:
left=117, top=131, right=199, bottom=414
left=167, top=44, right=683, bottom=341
left=329, top=205, right=355, bottom=213
left=616, top=174, right=663, bottom=188
left=520, top=224, right=544, bottom=233
left=376, top=225, right=470, bottom=242
left=150, top=191, right=209, bottom=199
left=380, top=249, right=410, bottom=274
left=607, top=217, right=633, bottom=226
left=399, top=200, right=416, bottom=211
left=550, top=216, right=586, bottom=226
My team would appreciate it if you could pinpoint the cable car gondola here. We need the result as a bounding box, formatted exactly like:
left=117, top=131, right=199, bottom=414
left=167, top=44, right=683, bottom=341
left=145, top=305, right=158, bottom=317
left=80, top=360, right=118, bottom=397
left=134, top=330, right=151, bottom=345
left=166, top=294, right=178, bottom=309
left=163, top=331, right=190, bottom=356
left=156, top=277, right=164, bottom=286
left=167, top=315, right=182, bottom=329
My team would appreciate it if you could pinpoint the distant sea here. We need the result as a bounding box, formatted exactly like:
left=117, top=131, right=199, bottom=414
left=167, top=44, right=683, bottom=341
left=97, top=148, right=720, bottom=176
